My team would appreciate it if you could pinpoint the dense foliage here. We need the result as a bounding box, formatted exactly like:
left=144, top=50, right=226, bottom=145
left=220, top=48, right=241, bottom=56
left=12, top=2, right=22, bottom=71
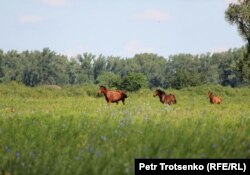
left=225, top=0, right=250, bottom=83
left=225, top=0, right=250, bottom=47
left=0, top=47, right=249, bottom=90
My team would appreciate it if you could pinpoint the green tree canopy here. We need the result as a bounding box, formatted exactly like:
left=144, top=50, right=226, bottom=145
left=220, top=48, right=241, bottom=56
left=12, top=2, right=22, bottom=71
left=0, top=47, right=248, bottom=88
left=225, top=0, right=250, bottom=82
left=225, top=0, right=250, bottom=48
left=0, top=49, right=4, bottom=81
left=96, top=72, right=120, bottom=88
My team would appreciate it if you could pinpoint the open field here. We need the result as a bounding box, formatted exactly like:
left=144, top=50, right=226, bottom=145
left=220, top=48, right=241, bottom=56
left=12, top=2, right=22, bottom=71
left=0, top=83, right=249, bottom=175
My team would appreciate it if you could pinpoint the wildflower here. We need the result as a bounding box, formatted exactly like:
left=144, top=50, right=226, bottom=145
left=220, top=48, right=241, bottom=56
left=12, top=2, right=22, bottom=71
left=15, top=151, right=21, bottom=158
left=100, top=136, right=108, bottom=142
left=4, top=145, right=10, bottom=152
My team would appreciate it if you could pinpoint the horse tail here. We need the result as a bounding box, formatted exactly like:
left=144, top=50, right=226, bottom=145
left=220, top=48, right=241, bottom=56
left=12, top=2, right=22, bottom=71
left=173, top=95, right=177, bottom=104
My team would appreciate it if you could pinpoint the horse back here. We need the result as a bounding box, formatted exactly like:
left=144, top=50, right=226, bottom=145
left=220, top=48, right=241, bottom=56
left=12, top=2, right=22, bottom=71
left=107, top=90, right=127, bottom=102
left=163, top=94, right=176, bottom=105
left=211, top=96, right=222, bottom=104
left=119, top=90, right=128, bottom=98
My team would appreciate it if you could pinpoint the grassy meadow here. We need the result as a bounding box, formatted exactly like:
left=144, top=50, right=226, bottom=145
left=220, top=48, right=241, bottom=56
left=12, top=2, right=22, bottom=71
left=0, top=82, right=249, bottom=175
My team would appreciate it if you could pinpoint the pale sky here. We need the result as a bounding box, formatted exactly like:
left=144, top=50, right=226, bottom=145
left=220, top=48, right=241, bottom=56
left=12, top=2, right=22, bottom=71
left=0, top=0, right=245, bottom=58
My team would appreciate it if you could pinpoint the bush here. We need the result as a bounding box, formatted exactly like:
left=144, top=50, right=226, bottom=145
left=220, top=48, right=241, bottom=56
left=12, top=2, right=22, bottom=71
left=96, top=72, right=120, bottom=88
left=83, top=84, right=99, bottom=97
left=119, top=73, right=148, bottom=92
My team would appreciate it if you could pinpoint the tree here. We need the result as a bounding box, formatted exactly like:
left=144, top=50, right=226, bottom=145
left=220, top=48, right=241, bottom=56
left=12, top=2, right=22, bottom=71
left=66, top=58, right=82, bottom=84
left=225, top=0, right=250, bottom=48
left=198, top=53, right=219, bottom=84
left=166, top=54, right=204, bottom=89
left=130, top=53, right=166, bottom=88
left=36, top=48, right=69, bottom=85
left=1, top=50, right=23, bottom=82
left=106, top=56, right=127, bottom=77
left=0, top=49, right=4, bottom=81
left=93, top=54, right=106, bottom=80
left=38, top=48, right=56, bottom=84
left=77, top=53, right=95, bottom=83
left=225, top=0, right=250, bottom=82
left=21, top=50, right=41, bottom=86
left=96, top=72, right=120, bottom=88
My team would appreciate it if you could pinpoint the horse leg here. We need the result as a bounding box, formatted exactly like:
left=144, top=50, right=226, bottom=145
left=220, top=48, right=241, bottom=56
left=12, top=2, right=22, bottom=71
left=107, top=99, right=112, bottom=105
left=105, top=97, right=109, bottom=103
left=116, top=101, right=118, bottom=105
left=122, top=98, right=125, bottom=105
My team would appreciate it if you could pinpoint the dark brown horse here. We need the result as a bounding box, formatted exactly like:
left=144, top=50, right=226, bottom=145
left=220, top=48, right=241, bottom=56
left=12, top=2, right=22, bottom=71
left=208, top=91, right=222, bottom=104
left=98, top=85, right=128, bottom=104
left=153, top=89, right=176, bottom=105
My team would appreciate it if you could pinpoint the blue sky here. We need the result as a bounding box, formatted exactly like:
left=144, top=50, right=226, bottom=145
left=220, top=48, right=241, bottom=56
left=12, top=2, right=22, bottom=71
left=0, top=0, right=244, bottom=58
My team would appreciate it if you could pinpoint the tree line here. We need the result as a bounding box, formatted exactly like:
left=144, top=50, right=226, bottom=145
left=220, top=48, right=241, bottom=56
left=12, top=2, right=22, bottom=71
left=0, top=0, right=249, bottom=91
left=0, top=46, right=249, bottom=91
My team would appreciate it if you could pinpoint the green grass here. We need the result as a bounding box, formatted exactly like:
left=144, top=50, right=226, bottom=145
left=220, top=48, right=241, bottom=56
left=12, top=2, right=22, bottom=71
left=0, top=83, right=249, bottom=175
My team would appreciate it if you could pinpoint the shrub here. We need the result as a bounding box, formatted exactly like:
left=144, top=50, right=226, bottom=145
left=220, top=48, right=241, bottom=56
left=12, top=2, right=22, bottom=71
left=96, top=72, right=120, bottom=88
left=119, top=73, right=148, bottom=92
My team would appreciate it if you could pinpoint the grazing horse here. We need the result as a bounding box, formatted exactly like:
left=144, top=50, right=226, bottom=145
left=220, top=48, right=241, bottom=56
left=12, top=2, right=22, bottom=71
left=208, top=91, right=222, bottom=104
left=153, top=89, right=176, bottom=105
left=98, top=85, right=128, bottom=104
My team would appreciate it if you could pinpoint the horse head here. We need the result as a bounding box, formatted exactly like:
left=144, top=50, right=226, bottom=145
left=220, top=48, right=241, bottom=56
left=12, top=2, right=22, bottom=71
left=153, top=89, right=165, bottom=97
left=208, top=91, right=213, bottom=98
left=98, top=85, right=107, bottom=95
left=208, top=91, right=222, bottom=104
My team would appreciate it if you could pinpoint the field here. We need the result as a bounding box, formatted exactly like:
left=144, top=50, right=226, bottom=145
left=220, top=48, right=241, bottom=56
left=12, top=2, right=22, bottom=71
left=0, top=82, right=249, bottom=175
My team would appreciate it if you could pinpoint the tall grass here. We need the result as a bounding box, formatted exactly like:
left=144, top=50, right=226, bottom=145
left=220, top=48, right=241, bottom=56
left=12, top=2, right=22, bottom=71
left=0, top=83, right=249, bottom=175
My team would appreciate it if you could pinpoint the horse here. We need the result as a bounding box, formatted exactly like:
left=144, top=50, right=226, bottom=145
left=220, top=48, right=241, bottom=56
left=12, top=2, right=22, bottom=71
left=208, top=91, right=222, bottom=104
left=153, top=89, right=176, bottom=105
left=98, top=85, right=128, bottom=104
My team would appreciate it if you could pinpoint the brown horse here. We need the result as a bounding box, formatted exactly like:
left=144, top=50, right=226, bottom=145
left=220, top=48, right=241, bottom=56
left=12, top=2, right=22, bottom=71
left=153, top=89, right=176, bottom=105
left=98, top=85, right=128, bottom=104
left=208, top=91, right=222, bottom=104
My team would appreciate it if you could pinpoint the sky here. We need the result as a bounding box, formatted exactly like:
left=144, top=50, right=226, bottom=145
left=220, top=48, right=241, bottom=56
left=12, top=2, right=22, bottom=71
left=0, top=0, right=245, bottom=58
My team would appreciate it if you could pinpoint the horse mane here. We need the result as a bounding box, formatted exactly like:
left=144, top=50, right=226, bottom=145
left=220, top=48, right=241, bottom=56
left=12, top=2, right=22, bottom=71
left=156, top=89, right=166, bottom=94
left=99, top=85, right=107, bottom=90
